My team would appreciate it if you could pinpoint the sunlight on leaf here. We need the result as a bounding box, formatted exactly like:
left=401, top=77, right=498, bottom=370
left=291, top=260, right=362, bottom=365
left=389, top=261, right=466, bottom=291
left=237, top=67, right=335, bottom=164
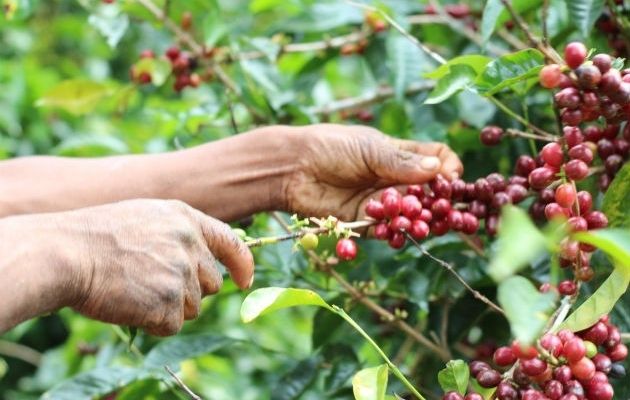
left=352, top=364, right=388, bottom=400
left=241, top=287, right=332, bottom=323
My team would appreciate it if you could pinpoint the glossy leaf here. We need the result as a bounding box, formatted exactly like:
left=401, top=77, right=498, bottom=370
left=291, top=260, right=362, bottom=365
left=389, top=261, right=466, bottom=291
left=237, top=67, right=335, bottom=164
left=143, top=333, right=233, bottom=370
left=36, top=79, right=113, bottom=115
left=424, top=55, right=491, bottom=79
left=488, top=206, right=548, bottom=282
left=602, top=163, right=630, bottom=228
left=425, top=64, right=477, bottom=105
left=272, top=356, right=321, bottom=400
left=42, top=367, right=142, bottom=400
left=352, top=364, right=389, bottom=400
left=437, top=360, right=469, bottom=395
left=241, top=287, right=332, bottom=323
left=565, top=0, right=605, bottom=37
left=560, top=268, right=630, bottom=332
left=573, top=229, right=630, bottom=269
left=475, top=49, right=544, bottom=95
left=387, top=35, right=432, bottom=100
left=498, top=276, right=557, bottom=345
left=480, top=0, right=503, bottom=43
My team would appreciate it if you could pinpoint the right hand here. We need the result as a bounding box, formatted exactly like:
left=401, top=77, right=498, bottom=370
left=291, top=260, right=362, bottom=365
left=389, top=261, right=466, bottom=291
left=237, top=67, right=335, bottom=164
left=61, top=199, right=254, bottom=336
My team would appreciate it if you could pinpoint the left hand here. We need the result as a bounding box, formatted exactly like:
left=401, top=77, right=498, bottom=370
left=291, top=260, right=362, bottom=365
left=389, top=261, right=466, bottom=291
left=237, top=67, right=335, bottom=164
left=281, top=124, right=463, bottom=221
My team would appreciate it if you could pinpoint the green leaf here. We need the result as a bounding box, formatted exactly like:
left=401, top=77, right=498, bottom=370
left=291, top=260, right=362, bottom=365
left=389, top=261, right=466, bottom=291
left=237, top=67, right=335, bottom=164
left=498, top=276, right=557, bottom=345
left=87, top=4, right=130, bottom=48
left=560, top=268, right=630, bottom=332
left=143, top=334, right=233, bottom=370
left=475, top=49, right=544, bottom=95
left=241, top=287, right=332, bottom=323
left=387, top=35, right=432, bottom=100
left=488, top=206, right=548, bottom=282
left=272, top=356, right=321, bottom=400
left=437, top=360, right=470, bottom=395
left=134, top=58, right=172, bottom=86
left=602, top=162, right=630, bottom=228
left=425, top=65, right=477, bottom=105
left=53, top=135, right=129, bottom=157
left=565, top=0, right=605, bottom=37
left=424, top=55, right=491, bottom=79
left=42, top=367, right=142, bottom=400
left=36, top=79, right=113, bottom=115
left=322, top=344, right=360, bottom=394
left=573, top=229, right=630, bottom=269
left=480, top=0, right=503, bottom=43
left=352, top=364, right=389, bottom=400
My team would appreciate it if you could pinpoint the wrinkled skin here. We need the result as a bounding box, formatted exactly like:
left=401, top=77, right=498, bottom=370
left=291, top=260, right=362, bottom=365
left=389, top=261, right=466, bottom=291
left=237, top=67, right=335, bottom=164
left=284, top=124, right=463, bottom=221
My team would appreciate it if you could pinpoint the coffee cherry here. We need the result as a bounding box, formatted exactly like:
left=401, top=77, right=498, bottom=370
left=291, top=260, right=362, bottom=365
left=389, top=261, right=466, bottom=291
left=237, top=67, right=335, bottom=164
left=451, top=179, right=466, bottom=200
left=382, top=194, right=402, bottom=219
left=540, top=64, right=563, bottom=88
left=401, top=195, right=422, bottom=220
left=336, top=238, right=358, bottom=261
left=545, top=380, right=563, bottom=400
left=541, top=333, right=563, bottom=357
left=474, top=178, right=494, bottom=202
left=592, top=54, right=612, bottom=73
left=515, top=155, right=537, bottom=176
left=431, top=219, right=450, bottom=236
left=584, top=211, right=608, bottom=229
left=469, top=360, right=491, bottom=377
left=390, top=216, right=411, bottom=232
left=480, top=126, right=503, bottom=146
left=491, top=192, right=511, bottom=209
left=506, top=184, right=528, bottom=204
left=493, top=346, right=517, bottom=366
left=607, top=343, right=628, bottom=362
left=555, top=183, right=576, bottom=208
left=568, top=216, right=588, bottom=231
left=592, top=354, right=612, bottom=373
left=447, top=210, right=464, bottom=231
left=545, top=202, right=570, bottom=220
left=365, top=199, right=385, bottom=220
left=431, top=176, right=453, bottom=199
left=419, top=208, right=433, bottom=223
left=576, top=266, right=595, bottom=282
left=576, top=64, right=602, bottom=89
left=374, top=222, right=391, bottom=240
left=558, top=280, right=577, bottom=296
left=464, top=393, right=483, bottom=400
left=521, top=358, right=547, bottom=376
left=601, top=69, right=622, bottom=93
left=300, top=233, right=319, bottom=250
left=568, top=144, right=594, bottom=164
left=587, top=383, right=614, bottom=400
left=469, top=200, right=487, bottom=219
left=442, top=391, right=464, bottom=400
left=565, top=380, right=585, bottom=398
left=554, top=365, right=573, bottom=383
left=582, top=322, right=609, bottom=345
left=541, top=142, right=564, bottom=167
left=476, top=369, right=501, bottom=388
left=529, top=167, right=556, bottom=190
left=561, top=109, right=583, bottom=126
left=564, top=126, right=584, bottom=148
left=564, top=159, right=589, bottom=181
left=461, top=212, right=479, bottom=235
left=614, top=137, right=630, bottom=157
left=564, top=337, right=587, bottom=362
left=511, top=341, right=538, bottom=360
left=555, top=88, right=581, bottom=109
left=496, top=382, right=518, bottom=400
left=606, top=326, right=621, bottom=348
left=407, top=185, right=424, bottom=197
left=564, top=42, right=587, bottom=69
left=409, top=219, right=430, bottom=240
left=604, top=154, right=623, bottom=175
left=570, top=357, right=596, bottom=380
left=388, top=232, right=406, bottom=249
left=431, top=198, right=452, bottom=219
left=609, top=363, right=626, bottom=379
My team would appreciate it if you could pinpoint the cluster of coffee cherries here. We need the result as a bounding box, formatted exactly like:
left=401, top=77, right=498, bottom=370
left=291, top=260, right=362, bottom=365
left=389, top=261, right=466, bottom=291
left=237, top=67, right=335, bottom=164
left=596, top=1, right=628, bottom=58
left=443, top=316, right=627, bottom=400
left=130, top=46, right=203, bottom=92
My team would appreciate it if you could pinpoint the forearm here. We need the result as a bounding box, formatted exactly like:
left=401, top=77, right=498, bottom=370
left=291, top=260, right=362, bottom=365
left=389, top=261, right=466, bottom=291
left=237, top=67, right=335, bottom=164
left=0, top=214, right=78, bottom=333
left=0, top=126, right=299, bottom=221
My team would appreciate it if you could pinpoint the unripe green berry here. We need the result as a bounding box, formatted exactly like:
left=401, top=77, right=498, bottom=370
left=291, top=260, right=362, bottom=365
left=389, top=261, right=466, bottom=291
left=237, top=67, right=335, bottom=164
left=584, top=340, right=598, bottom=358
left=299, top=233, right=319, bottom=250
left=233, top=228, right=247, bottom=240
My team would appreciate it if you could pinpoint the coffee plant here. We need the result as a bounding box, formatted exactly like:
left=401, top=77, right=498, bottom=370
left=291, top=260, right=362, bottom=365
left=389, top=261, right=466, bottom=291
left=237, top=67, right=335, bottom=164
left=1, top=1, right=629, bottom=400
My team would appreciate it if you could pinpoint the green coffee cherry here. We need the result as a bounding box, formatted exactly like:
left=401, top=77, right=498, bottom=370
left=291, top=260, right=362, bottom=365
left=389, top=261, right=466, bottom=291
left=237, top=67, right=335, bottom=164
left=299, top=233, right=319, bottom=250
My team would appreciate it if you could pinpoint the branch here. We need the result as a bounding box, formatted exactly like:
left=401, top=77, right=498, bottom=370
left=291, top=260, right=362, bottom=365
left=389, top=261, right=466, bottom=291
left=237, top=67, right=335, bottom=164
left=309, top=81, right=435, bottom=116
left=488, top=97, right=557, bottom=138
left=506, top=128, right=557, bottom=142
left=165, top=365, right=202, bottom=400
left=0, top=339, right=42, bottom=366
left=245, top=219, right=375, bottom=247
left=136, top=0, right=240, bottom=94
left=404, top=232, right=506, bottom=316
left=345, top=0, right=447, bottom=65
left=270, top=212, right=451, bottom=361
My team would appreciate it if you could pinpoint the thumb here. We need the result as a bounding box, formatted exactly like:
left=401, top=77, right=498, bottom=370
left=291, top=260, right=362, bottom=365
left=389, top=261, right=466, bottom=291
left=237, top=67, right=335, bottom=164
left=375, top=147, right=442, bottom=184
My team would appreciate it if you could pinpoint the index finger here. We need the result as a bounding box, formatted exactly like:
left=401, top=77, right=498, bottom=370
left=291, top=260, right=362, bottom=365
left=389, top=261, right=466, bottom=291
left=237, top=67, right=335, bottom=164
left=392, top=139, right=464, bottom=180
left=193, top=211, right=255, bottom=290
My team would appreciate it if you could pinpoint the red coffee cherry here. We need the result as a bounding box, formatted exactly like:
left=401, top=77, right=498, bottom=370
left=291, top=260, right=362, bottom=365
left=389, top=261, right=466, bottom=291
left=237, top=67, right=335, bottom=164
left=442, top=391, right=464, bottom=400
left=515, top=155, right=537, bottom=176
left=511, top=341, right=538, bottom=360
left=564, top=159, right=589, bottom=181
left=570, top=357, right=596, bottom=381
left=529, top=167, right=556, bottom=190
left=382, top=194, right=402, bottom=219
left=480, top=126, right=504, bottom=146
left=409, top=219, right=430, bottom=240
left=564, top=42, right=587, bottom=69
left=496, top=382, right=518, bottom=400
left=431, top=198, right=452, bottom=219
left=555, top=183, right=576, bottom=208
left=388, top=232, right=406, bottom=249
left=365, top=199, right=385, bottom=220
left=558, top=280, right=577, bottom=296
left=576, top=64, right=602, bottom=90
left=521, top=358, right=548, bottom=377
left=563, top=338, right=587, bottom=362
left=461, top=212, right=479, bottom=235
left=401, top=195, right=422, bottom=219
left=592, top=53, right=612, bottom=73
left=584, top=211, right=608, bottom=229
left=390, top=216, right=411, bottom=232
left=336, top=238, right=358, bottom=261
left=539, top=64, right=563, bottom=88
left=607, top=343, right=628, bottom=362
left=374, top=222, right=391, bottom=240
left=476, top=369, right=502, bottom=388
left=493, top=346, right=517, bottom=366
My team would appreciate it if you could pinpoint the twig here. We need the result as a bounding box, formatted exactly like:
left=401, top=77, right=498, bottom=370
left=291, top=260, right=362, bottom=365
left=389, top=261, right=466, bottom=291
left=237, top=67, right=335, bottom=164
left=488, top=97, right=557, bottom=138
left=404, top=232, right=506, bottom=316
left=496, top=28, right=529, bottom=50
left=309, top=81, right=435, bottom=116
left=439, top=302, right=451, bottom=351
left=345, top=0, right=447, bottom=65
left=506, top=128, right=557, bottom=142
left=0, top=339, right=42, bottom=366
left=136, top=0, right=240, bottom=95
left=165, top=365, right=202, bottom=400
left=270, top=212, right=451, bottom=361
left=541, top=0, right=549, bottom=47
left=244, top=219, right=375, bottom=247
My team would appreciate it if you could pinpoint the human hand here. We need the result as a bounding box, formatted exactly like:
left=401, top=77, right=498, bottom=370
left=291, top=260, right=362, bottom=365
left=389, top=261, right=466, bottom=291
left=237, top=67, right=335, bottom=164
left=62, top=199, right=253, bottom=336
left=282, top=124, right=463, bottom=221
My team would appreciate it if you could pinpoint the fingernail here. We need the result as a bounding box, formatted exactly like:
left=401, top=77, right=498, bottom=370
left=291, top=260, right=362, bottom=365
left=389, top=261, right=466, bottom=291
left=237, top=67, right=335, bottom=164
left=420, top=156, right=440, bottom=171
left=247, top=275, right=255, bottom=289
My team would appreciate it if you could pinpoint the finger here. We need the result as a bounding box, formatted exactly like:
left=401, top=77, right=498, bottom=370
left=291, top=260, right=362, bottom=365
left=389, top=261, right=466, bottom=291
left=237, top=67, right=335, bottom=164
left=372, top=142, right=443, bottom=184
left=197, top=253, right=223, bottom=297
left=394, top=140, right=464, bottom=180
left=183, top=266, right=203, bottom=320
left=194, top=212, right=254, bottom=290
left=145, top=302, right=185, bottom=337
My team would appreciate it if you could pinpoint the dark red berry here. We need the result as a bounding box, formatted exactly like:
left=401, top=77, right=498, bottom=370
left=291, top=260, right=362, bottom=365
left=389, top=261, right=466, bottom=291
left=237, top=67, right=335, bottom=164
left=570, top=357, right=596, bottom=380
left=568, top=144, right=594, bottom=164
left=390, top=216, right=411, bottom=232
left=564, top=126, right=584, bottom=148
left=607, top=343, right=628, bottom=362
left=564, top=338, right=587, bottom=362
left=529, top=167, right=556, bottom=190
left=576, top=64, right=602, bottom=89
left=564, top=42, right=587, bottom=69
left=401, top=195, right=422, bottom=220
left=476, top=369, right=501, bottom=388
left=592, top=354, right=612, bottom=374
left=521, top=358, right=547, bottom=376
left=469, top=361, right=491, bottom=377
left=430, top=219, right=450, bottom=236
left=447, top=210, right=464, bottom=231
left=592, top=54, right=612, bottom=73
left=496, top=382, right=518, bottom=400
left=493, top=346, right=517, bottom=366
left=461, top=212, right=479, bottom=235
left=374, top=222, right=391, bottom=240
left=442, top=391, right=464, bottom=400
left=584, top=211, right=608, bottom=229
left=431, top=198, right=452, bottom=219
left=480, top=126, right=503, bottom=146
left=365, top=199, right=385, bottom=220
left=382, top=194, right=402, bottom=219
left=409, top=219, right=430, bottom=240
left=558, top=280, right=577, bottom=296
left=515, top=155, right=537, bottom=177
left=564, top=159, right=589, bottom=181
left=336, top=239, right=358, bottom=261
left=604, top=154, right=623, bottom=175
left=388, top=232, right=406, bottom=249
